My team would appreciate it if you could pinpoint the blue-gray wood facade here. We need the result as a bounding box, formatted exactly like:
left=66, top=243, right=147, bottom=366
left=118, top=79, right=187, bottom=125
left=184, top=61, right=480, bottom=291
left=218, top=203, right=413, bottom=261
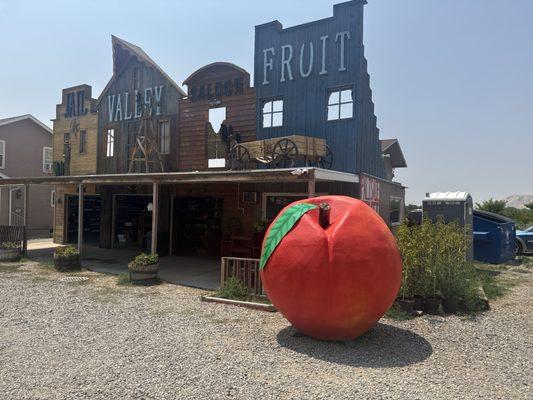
left=253, top=0, right=384, bottom=177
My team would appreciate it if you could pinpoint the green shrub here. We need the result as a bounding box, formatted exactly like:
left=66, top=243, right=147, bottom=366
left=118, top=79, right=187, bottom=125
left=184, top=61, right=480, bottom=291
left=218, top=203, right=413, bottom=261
left=54, top=245, right=79, bottom=257
left=396, top=219, right=477, bottom=302
left=117, top=273, right=131, bottom=286
left=216, top=277, right=249, bottom=301
left=128, top=253, right=158, bottom=270
left=0, top=242, right=20, bottom=250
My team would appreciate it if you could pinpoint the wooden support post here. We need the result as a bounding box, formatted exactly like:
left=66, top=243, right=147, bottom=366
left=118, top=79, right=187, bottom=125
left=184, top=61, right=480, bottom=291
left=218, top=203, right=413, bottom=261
left=307, top=177, right=316, bottom=198
left=77, top=183, right=84, bottom=258
left=151, top=181, right=159, bottom=255
left=22, top=184, right=29, bottom=254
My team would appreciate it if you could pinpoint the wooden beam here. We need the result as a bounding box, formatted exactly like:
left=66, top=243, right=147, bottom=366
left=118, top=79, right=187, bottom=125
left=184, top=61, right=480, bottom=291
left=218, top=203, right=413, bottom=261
left=151, top=181, right=159, bottom=254
left=22, top=184, right=29, bottom=254
left=77, top=183, right=84, bottom=258
left=307, top=177, right=316, bottom=198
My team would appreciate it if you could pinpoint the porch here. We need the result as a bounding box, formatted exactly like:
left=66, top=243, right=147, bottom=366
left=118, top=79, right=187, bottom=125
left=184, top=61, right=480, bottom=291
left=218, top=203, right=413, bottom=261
left=27, top=239, right=220, bottom=290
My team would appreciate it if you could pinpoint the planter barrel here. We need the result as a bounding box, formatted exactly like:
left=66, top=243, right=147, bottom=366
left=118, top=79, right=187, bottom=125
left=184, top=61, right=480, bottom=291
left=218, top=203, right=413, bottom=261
left=53, top=253, right=81, bottom=272
left=129, top=263, right=159, bottom=284
left=0, top=248, right=21, bottom=262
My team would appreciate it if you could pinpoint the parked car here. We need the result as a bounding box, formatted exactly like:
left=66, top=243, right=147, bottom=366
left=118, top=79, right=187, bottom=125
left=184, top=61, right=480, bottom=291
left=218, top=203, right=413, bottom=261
left=516, top=226, right=533, bottom=254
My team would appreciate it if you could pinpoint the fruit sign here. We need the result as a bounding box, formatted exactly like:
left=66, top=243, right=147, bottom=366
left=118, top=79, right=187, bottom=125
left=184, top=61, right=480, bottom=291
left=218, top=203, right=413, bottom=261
left=260, top=195, right=402, bottom=341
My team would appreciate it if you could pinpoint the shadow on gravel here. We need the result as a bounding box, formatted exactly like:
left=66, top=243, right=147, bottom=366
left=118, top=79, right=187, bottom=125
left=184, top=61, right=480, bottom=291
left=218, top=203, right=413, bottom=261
left=276, top=323, right=432, bottom=368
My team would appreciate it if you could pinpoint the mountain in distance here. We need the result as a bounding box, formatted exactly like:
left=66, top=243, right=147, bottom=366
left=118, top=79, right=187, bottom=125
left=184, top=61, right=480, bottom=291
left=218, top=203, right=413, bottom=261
left=504, top=194, right=533, bottom=209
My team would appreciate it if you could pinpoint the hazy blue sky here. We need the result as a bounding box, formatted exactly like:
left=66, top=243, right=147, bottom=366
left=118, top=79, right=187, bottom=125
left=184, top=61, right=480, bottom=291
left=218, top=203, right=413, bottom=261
left=0, top=0, right=531, bottom=204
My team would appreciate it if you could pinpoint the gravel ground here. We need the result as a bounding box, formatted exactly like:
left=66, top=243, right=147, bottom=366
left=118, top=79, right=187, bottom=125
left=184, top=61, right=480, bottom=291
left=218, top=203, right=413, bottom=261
left=0, top=259, right=531, bottom=400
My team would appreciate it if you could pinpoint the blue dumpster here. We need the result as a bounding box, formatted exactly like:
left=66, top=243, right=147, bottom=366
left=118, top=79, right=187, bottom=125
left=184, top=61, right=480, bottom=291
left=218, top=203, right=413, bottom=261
left=473, top=210, right=515, bottom=264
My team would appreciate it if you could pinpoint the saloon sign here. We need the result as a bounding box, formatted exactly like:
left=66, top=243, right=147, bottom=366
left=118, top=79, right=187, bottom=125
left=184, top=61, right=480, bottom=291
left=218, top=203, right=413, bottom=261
left=360, top=175, right=380, bottom=213
left=107, top=86, right=164, bottom=122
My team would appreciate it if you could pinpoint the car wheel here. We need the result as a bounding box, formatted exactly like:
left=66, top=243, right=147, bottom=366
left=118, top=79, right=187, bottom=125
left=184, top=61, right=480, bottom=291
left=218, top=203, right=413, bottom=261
left=515, top=240, right=523, bottom=255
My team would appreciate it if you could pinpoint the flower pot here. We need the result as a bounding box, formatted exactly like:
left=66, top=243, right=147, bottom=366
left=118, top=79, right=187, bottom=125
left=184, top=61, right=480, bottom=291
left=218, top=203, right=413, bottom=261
left=0, top=248, right=21, bottom=262
left=53, top=253, right=81, bottom=272
left=413, top=296, right=425, bottom=311
left=397, top=299, right=414, bottom=314
left=443, top=297, right=460, bottom=314
left=129, top=263, right=159, bottom=284
left=424, top=297, right=442, bottom=315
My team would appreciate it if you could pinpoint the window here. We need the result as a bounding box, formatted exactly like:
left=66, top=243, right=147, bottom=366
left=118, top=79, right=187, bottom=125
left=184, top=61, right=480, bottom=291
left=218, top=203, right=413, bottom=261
left=42, top=147, right=53, bottom=173
left=327, top=88, right=353, bottom=121
left=79, top=130, right=87, bottom=154
left=106, top=128, right=114, bottom=157
left=50, top=190, right=55, bottom=207
left=390, top=197, right=404, bottom=226
left=262, top=99, right=283, bottom=128
left=158, top=121, right=170, bottom=154
left=208, top=107, right=226, bottom=133
left=0, top=140, right=5, bottom=169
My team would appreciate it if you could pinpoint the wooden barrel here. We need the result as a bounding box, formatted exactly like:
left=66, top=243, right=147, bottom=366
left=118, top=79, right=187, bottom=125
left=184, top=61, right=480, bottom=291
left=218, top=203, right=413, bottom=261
left=129, top=263, right=159, bottom=284
left=53, top=254, right=81, bottom=272
left=0, top=248, right=21, bottom=262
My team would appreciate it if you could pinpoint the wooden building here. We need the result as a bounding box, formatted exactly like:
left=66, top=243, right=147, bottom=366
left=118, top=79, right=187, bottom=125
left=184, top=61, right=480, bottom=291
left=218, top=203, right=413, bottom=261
left=4, top=1, right=407, bottom=284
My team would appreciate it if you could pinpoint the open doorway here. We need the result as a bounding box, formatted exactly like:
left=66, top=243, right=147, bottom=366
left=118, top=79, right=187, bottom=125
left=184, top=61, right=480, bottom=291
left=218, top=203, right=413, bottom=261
left=171, top=197, right=223, bottom=257
left=112, top=194, right=152, bottom=251
left=66, top=195, right=101, bottom=244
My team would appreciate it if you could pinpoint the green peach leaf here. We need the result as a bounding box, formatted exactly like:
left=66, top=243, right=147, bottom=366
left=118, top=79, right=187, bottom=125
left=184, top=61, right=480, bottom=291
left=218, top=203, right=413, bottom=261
left=259, top=203, right=317, bottom=270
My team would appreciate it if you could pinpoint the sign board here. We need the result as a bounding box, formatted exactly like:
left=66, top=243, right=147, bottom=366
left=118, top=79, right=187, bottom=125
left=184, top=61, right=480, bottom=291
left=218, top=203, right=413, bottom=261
left=360, top=175, right=380, bottom=213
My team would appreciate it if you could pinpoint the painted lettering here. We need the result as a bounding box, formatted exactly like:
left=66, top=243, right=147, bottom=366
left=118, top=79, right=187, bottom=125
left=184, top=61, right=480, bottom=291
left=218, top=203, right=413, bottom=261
left=319, top=35, right=328, bottom=75
left=114, top=94, right=122, bottom=122
left=335, top=31, right=350, bottom=72
left=299, top=42, right=314, bottom=78
left=153, top=85, right=163, bottom=116
left=280, top=44, right=294, bottom=82
left=123, top=92, right=132, bottom=120
left=107, top=95, right=115, bottom=122
left=263, top=47, right=275, bottom=85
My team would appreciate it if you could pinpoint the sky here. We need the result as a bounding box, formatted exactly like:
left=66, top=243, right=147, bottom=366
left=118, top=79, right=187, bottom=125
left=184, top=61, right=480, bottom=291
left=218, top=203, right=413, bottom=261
left=0, top=0, right=531, bottom=204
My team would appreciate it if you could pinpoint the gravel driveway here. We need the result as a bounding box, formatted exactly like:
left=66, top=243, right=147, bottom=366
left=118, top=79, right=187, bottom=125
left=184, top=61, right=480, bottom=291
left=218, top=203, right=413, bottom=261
left=0, top=260, right=531, bottom=400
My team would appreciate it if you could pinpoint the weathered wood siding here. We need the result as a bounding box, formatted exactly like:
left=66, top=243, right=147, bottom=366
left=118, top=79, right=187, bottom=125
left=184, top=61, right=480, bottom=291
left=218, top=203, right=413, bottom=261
left=253, top=0, right=384, bottom=177
left=96, top=51, right=182, bottom=174
left=178, top=63, right=256, bottom=171
left=52, top=85, right=98, bottom=175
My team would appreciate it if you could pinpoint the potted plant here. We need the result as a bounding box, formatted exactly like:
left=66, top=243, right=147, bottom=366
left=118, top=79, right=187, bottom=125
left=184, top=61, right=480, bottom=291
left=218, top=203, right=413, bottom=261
left=53, top=245, right=81, bottom=271
left=128, top=253, right=159, bottom=284
left=0, top=241, right=21, bottom=261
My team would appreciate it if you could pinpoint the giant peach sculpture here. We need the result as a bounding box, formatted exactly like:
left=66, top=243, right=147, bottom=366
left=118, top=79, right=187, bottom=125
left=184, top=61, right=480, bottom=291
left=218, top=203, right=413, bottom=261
left=260, top=195, right=402, bottom=340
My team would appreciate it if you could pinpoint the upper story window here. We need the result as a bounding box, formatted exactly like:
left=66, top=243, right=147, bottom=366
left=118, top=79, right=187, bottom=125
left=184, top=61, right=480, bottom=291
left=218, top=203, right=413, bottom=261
left=158, top=121, right=170, bottom=154
left=327, top=88, right=353, bottom=121
left=262, top=99, right=283, bottom=128
left=0, top=140, right=5, bottom=169
left=106, top=128, right=114, bottom=157
left=42, top=147, right=53, bottom=173
left=79, top=130, right=87, bottom=154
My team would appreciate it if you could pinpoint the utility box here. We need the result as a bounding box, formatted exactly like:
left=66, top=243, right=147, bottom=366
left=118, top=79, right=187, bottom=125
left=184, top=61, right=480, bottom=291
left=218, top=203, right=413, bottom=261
left=473, top=210, right=516, bottom=264
left=423, top=192, right=474, bottom=261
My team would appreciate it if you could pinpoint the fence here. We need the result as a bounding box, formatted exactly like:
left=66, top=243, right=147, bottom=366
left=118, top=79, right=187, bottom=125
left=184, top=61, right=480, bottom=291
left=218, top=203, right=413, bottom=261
left=220, top=257, right=263, bottom=295
left=0, top=225, right=25, bottom=247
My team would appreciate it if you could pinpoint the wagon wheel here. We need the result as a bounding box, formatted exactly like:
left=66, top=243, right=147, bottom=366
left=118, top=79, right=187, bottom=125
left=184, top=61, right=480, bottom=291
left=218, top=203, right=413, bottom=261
left=317, top=145, right=333, bottom=169
left=229, top=144, right=251, bottom=170
left=272, top=138, right=298, bottom=168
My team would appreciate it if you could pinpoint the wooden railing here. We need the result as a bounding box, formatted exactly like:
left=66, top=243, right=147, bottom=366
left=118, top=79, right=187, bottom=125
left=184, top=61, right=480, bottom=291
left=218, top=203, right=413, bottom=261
left=220, top=257, right=263, bottom=295
left=0, top=225, right=25, bottom=247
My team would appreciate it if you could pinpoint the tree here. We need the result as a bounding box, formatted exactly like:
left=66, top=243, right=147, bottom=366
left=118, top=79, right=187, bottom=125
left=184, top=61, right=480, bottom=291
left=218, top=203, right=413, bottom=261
left=524, top=202, right=533, bottom=211
left=475, top=198, right=507, bottom=214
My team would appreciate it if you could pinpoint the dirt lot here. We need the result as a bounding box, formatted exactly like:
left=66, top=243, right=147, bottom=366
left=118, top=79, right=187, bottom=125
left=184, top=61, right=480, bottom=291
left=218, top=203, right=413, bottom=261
left=0, top=258, right=531, bottom=400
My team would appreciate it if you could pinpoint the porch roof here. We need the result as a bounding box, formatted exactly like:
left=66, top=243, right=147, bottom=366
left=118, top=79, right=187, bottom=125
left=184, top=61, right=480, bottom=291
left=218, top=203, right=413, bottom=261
left=0, top=167, right=359, bottom=186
